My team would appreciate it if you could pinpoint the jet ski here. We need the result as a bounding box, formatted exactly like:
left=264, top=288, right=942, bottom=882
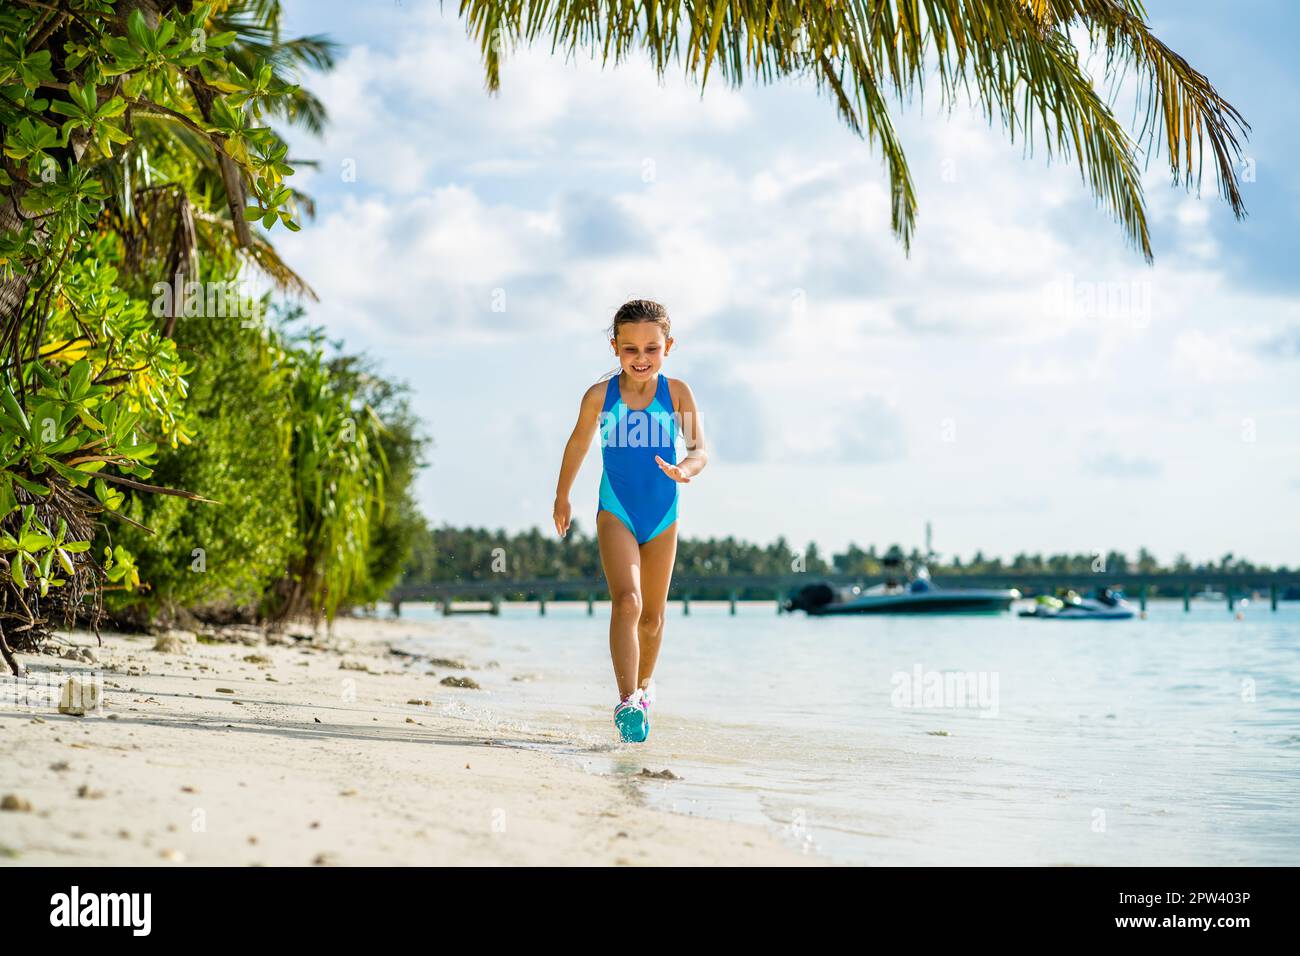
left=1018, top=588, right=1135, bottom=620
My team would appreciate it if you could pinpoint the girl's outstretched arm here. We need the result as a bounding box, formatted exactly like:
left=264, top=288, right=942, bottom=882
left=554, top=383, right=604, bottom=537
left=656, top=379, right=709, bottom=483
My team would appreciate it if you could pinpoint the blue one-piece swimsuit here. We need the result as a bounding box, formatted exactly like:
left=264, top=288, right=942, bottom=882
left=597, top=372, right=678, bottom=544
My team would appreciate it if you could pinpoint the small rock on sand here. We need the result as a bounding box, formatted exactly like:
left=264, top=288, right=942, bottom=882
left=152, top=635, right=187, bottom=655
left=638, top=768, right=682, bottom=781
left=439, top=676, right=480, bottom=689
left=1, top=794, right=33, bottom=812
left=58, top=676, right=101, bottom=716
left=339, top=660, right=373, bottom=673
left=428, top=657, right=468, bottom=669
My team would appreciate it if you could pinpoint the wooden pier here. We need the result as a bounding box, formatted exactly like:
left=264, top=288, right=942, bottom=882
left=389, top=572, right=1300, bottom=616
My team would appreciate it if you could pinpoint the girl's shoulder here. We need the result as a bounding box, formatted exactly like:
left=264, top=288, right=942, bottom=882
left=664, top=376, right=696, bottom=406
left=581, top=377, right=613, bottom=412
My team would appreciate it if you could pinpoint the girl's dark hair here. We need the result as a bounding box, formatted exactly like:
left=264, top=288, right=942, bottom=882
left=609, top=298, right=670, bottom=340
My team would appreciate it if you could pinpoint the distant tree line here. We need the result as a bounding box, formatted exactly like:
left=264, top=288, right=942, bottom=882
left=402, top=524, right=1292, bottom=591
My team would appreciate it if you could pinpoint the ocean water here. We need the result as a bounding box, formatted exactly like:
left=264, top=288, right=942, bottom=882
left=387, top=599, right=1300, bottom=865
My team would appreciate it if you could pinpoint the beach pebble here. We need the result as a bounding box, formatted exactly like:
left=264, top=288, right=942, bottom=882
left=243, top=654, right=272, bottom=666
left=159, top=848, right=185, bottom=862
left=49, top=761, right=70, bottom=772
left=339, top=660, right=373, bottom=673
left=62, top=647, right=98, bottom=663
left=226, top=626, right=267, bottom=647
left=312, top=852, right=338, bottom=866
left=1, top=794, right=33, bottom=812
left=440, top=676, right=480, bottom=690
left=77, top=784, right=105, bottom=799
left=58, top=676, right=101, bottom=716
left=215, top=687, right=236, bottom=694
left=152, top=635, right=187, bottom=655
left=638, top=768, right=682, bottom=781
left=428, top=657, right=468, bottom=669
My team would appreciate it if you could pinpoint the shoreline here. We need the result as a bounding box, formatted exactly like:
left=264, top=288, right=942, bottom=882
left=0, top=615, right=818, bottom=866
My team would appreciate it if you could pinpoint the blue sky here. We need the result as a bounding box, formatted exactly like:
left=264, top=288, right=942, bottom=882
left=273, top=0, right=1299, bottom=566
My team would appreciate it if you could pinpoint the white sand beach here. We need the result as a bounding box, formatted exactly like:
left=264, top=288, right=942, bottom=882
left=0, top=616, right=814, bottom=866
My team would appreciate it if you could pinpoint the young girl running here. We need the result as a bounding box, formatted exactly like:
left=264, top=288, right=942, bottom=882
left=553, top=299, right=709, bottom=743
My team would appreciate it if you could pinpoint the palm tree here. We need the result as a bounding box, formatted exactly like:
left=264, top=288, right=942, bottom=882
left=1, top=0, right=335, bottom=359
left=103, top=0, right=337, bottom=308
left=455, top=0, right=1249, bottom=260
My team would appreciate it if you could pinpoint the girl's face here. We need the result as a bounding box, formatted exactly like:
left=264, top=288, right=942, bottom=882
left=612, top=322, right=672, bottom=382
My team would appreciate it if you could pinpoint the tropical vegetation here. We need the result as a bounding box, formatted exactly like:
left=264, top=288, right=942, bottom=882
left=0, top=1, right=422, bottom=674
left=402, top=523, right=1291, bottom=599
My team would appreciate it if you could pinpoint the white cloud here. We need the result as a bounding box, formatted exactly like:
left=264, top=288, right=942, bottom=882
left=1172, top=330, right=1256, bottom=383
left=272, top=2, right=1300, bottom=563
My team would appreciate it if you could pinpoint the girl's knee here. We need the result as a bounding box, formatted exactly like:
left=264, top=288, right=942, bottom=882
left=638, top=610, right=664, bottom=635
left=612, top=590, right=642, bottom=616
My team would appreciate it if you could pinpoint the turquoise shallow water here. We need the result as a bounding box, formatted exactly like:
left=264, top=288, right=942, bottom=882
left=387, top=599, right=1300, bottom=865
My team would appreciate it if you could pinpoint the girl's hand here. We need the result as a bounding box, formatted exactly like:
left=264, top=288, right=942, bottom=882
left=553, top=497, right=572, bottom=537
left=655, top=455, right=691, bottom=483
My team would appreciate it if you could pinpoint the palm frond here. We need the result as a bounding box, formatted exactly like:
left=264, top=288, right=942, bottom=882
left=455, top=0, right=1249, bottom=258
left=193, top=210, right=318, bottom=300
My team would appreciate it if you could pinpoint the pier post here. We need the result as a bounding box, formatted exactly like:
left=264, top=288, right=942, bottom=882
left=538, top=594, right=546, bottom=616
left=490, top=594, right=501, bottom=616
left=1139, top=584, right=1147, bottom=612
left=729, top=591, right=737, bottom=616
left=776, top=589, right=783, bottom=614
left=391, top=600, right=401, bottom=618
left=587, top=593, right=595, bottom=616
left=1271, top=583, right=1278, bottom=612
left=683, top=594, right=690, bottom=616
left=1183, top=584, right=1190, bottom=613
left=440, top=599, right=451, bottom=617
left=1226, top=587, right=1233, bottom=613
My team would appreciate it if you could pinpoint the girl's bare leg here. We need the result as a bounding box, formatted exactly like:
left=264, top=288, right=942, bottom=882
left=597, top=511, right=642, bottom=699
left=636, top=520, right=677, bottom=690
